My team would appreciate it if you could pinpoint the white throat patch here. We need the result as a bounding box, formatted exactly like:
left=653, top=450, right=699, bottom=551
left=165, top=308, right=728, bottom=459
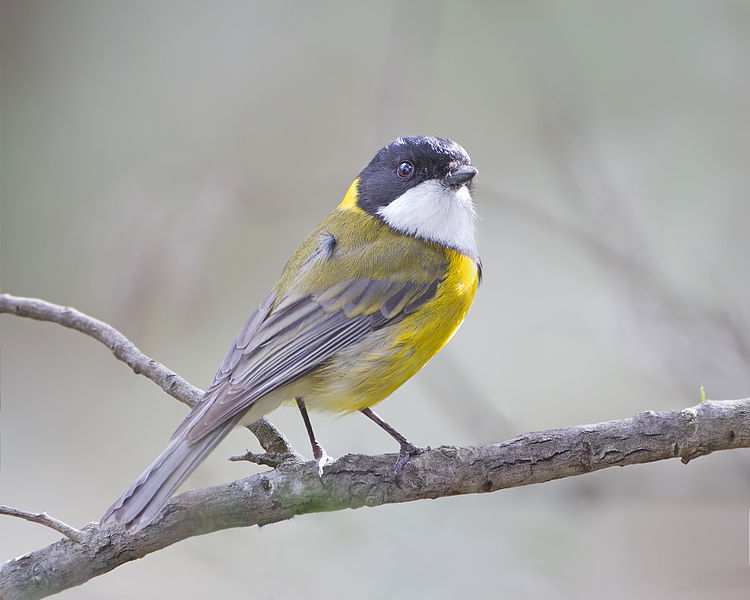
left=376, top=180, right=478, bottom=258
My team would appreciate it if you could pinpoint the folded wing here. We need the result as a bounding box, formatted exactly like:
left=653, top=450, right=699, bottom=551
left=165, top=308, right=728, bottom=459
left=181, top=276, right=440, bottom=442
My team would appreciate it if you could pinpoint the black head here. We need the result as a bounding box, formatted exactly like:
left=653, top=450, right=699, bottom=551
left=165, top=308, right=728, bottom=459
left=356, top=136, right=476, bottom=215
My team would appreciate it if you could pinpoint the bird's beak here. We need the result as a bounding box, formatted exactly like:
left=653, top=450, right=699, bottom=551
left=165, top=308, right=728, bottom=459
left=442, top=165, right=478, bottom=187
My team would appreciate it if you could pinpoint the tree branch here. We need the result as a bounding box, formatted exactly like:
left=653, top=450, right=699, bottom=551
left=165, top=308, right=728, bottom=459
left=2, top=293, right=748, bottom=599
left=0, top=507, right=83, bottom=544
left=0, top=293, right=295, bottom=455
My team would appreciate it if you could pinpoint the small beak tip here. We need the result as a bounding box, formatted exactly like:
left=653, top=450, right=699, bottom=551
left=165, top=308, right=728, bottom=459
left=443, top=165, right=478, bottom=187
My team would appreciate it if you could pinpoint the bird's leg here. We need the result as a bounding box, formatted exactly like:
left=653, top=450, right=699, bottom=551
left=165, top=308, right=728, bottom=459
left=296, top=398, right=331, bottom=476
left=360, top=408, right=428, bottom=474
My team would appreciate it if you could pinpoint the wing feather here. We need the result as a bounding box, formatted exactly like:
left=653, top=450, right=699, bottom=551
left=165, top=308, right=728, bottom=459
left=177, top=216, right=453, bottom=443
left=181, top=276, right=438, bottom=443
left=381, top=281, right=417, bottom=318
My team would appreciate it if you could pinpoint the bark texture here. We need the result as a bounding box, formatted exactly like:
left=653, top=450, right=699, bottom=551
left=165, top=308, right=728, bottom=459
left=1, top=293, right=747, bottom=599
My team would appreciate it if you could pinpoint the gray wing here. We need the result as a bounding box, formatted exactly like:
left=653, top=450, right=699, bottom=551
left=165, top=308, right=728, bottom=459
left=100, top=276, right=439, bottom=530
left=179, top=277, right=440, bottom=443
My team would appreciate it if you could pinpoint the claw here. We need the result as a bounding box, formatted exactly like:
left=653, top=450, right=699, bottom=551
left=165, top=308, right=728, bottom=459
left=311, top=442, right=332, bottom=477
left=394, top=442, right=429, bottom=475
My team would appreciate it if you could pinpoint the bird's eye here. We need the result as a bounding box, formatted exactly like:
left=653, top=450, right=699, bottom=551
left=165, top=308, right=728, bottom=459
left=397, top=161, right=414, bottom=179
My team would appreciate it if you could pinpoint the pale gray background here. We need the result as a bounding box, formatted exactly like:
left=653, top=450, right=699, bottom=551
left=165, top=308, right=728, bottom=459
left=2, top=1, right=750, bottom=598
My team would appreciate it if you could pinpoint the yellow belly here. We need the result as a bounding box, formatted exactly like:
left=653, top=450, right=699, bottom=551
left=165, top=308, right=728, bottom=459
left=298, top=249, right=479, bottom=414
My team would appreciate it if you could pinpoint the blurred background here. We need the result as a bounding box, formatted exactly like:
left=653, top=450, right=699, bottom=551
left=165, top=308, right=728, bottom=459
left=2, top=1, right=750, bottom=598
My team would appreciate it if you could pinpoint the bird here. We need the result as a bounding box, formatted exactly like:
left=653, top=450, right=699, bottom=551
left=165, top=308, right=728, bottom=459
left=100, top=135, right=481, bottom=531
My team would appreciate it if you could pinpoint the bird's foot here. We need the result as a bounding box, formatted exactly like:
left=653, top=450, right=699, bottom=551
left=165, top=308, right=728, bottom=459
left=394, top=442, right=429, bottom=475
left=312, top=442, right=333, bottom=476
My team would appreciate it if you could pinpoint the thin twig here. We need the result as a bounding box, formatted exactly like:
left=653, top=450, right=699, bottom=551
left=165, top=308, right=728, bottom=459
left=228, top=449, right=301, bottom=467
left=0, top=293, right=295, bottom=454
left=0, top=506, right=84, bottom=544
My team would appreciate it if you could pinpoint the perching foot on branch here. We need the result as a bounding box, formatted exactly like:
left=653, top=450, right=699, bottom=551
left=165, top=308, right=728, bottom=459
left=393, top=441, right=429, bottom=475
left=360, top=408, right=428, bottom=474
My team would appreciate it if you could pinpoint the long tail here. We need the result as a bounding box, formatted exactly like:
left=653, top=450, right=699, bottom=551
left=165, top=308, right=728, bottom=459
left=100, top=418, right=239, bottom=531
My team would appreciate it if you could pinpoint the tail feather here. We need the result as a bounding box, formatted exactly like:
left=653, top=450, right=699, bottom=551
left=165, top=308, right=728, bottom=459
left=100, top=418, right=238, bottom=531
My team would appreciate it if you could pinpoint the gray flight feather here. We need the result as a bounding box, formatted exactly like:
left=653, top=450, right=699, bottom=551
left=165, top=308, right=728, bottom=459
left=100, top=275, right=441, bottom=530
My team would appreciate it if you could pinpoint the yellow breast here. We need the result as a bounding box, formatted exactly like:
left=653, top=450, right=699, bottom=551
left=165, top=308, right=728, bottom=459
left=303, top=246, right=479, bottom=414
left=396, top=248, right=479, bottom=361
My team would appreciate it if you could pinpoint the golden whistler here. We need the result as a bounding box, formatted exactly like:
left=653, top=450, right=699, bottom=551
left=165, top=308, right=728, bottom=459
left=101, top=136, right=480, bottom=531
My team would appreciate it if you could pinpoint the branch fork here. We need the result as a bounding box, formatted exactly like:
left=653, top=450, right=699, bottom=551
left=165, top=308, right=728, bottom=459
left=1, top=292, right=748, bottom=600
